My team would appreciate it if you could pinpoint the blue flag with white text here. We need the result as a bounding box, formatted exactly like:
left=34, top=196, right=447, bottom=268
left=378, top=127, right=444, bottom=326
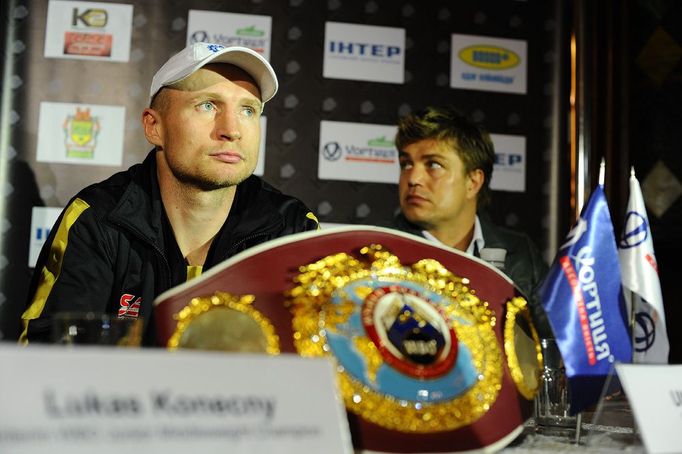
left=540, top=185, right=632, bottom=413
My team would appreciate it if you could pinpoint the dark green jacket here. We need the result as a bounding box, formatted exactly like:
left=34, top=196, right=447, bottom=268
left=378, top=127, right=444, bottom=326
left=393, top=213, right=551, bottom=337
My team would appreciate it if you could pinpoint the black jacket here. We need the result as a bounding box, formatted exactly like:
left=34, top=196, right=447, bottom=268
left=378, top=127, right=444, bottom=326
left=393, top=213, right=551, bottom=337
left=22, top=151, right=318, bottom=344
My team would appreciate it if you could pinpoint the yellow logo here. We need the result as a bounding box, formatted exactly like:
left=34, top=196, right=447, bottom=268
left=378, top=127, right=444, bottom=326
left=458, top=45, right=520, bottom=70
left=63, top=107, right=100, bottom=159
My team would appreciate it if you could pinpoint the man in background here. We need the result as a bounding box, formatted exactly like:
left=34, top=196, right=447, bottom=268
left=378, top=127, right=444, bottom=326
left=393, top=106, right=549, bottom=335
left=21, top=42, right=318, bottom=344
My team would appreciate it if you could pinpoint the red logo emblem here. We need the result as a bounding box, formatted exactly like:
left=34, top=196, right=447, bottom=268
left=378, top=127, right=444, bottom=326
left=118, top=294, right=141, bottom=318
left=63, top=31, right=113, bottom=57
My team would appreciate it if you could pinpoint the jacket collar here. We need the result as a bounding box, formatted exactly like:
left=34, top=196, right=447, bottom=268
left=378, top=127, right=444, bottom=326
left=394, top=213, right=486, bottom=255
left=477, top=215, right=508, bottom=250
left=108, top=150, right=165, bottom=248
left=108, top=150, right=283, bottom=253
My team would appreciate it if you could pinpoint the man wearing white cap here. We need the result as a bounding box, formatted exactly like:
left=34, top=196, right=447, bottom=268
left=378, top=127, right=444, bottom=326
left=21, top=43, right=319, bottom=345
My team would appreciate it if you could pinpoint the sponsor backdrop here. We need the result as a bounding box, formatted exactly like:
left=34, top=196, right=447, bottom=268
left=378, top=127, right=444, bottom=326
left=0, top=0, right=559, bottom=340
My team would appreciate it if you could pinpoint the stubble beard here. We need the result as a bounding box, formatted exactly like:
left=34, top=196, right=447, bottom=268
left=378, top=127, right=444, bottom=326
left=402, top=204, right=435, bottom=230
left=172, top=163, right=255, bottom=192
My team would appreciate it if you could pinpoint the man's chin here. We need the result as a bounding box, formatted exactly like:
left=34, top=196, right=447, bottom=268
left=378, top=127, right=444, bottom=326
left=402, top=211, right=432, bottom=229
left=183, top=173, right=251, bottom=191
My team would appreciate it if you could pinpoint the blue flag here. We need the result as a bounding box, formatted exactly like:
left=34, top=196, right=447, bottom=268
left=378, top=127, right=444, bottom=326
left=540, top=185, right=632, bottom=413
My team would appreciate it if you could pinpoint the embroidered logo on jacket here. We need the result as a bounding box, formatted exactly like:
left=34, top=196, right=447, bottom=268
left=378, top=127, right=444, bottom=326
left=118, top=294, right=141, bottom=318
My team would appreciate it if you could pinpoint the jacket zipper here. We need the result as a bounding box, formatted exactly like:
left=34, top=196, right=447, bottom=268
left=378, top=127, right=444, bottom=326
left=109, top=219, right=172, bottom=289
left=224, top=221, right=282, bottom=258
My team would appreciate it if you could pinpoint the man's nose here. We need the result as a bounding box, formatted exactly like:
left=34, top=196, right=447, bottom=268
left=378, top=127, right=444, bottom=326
left=407, top=165, right=425, bottom=186
left=215, top=111, right=241, bottom=141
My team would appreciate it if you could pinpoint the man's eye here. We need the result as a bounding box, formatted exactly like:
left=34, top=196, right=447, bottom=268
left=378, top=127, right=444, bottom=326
left=242, top=106, right=258, bottom=117
left=198, top=101, right=215, bottom=112
left=399, top=161, right=412, bottom=170
left=428, top=161, right=443, bottom=169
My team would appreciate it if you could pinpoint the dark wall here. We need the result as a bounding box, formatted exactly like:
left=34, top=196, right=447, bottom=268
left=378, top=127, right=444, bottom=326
left=628, top=0, right=682, bottom=363
left=0, top=0, right=559, bottom=340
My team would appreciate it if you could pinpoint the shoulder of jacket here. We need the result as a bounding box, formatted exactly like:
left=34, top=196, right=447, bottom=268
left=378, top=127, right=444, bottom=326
left=392, top=213, right=423, bottom=237
left=73, top=164, right=142, bottom=219
left=239, top=176, right=318, bottom=233
left=244, top=175, right=309, bottom=210
left=480, top=218, right=537, bottom=250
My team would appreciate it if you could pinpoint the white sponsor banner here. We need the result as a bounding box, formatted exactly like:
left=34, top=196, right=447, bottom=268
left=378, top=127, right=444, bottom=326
left=490, top=134, right=526, bottom=192
left=187, top=10, right=272, bottom=60
left=0, top=346, right=353, bottom=454
left=450, top=34, right=527, bottom=94
left=28, top=207, right=63, bottom=268
left=616, top=364, right=682, bottom=454
left=254, top=116, right=267, bottom=177
left=37, top=102, right=125, bottom=166
left=318, top=120, right=399, bottom=183
left=323, top=22, right=405, bottom=84
left=44, top=0, right=133, bottom=62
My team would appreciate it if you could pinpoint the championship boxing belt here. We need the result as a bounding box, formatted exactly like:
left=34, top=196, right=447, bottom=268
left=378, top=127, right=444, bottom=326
left=153, top=226, right=542, bottom=453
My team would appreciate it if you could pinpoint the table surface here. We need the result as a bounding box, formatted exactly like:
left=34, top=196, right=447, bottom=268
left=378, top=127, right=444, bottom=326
left=504, top=397, right=645, bottom=453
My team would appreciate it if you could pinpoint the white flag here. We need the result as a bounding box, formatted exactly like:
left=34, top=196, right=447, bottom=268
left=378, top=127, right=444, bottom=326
left=618, top=169, right=669, bottom=363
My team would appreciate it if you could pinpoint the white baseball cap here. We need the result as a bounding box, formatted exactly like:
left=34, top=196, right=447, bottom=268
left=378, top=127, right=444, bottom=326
left=149, top=42, right=278, bottom=104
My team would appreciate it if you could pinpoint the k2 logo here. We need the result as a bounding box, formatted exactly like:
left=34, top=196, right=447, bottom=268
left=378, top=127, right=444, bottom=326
left=72, top=8, right=108, bottom=28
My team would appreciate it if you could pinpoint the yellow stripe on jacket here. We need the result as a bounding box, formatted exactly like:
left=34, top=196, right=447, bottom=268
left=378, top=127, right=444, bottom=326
left=19, top=198, right=90, bottom=344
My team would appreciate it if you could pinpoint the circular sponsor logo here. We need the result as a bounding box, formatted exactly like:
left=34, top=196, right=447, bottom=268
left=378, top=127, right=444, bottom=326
left=322, top=141, right=342, bottom=161
left=322, top=277, right=477, bottom=404
left=190, top=30, right=210, bottom=44
left=619, top=211, right=648, bottom=249
left=634, top=311, right=656, bottom=352
left=362, top=285, right=458, bottom=379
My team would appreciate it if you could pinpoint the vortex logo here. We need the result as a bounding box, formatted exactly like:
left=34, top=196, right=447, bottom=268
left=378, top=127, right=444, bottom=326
left=322, top=142, right=342, bottom=161
left=634, top=311, right=656, bottom=352
left=190, top=31, right=210, bottom=43
left=620, top=211, right=648, bottom=249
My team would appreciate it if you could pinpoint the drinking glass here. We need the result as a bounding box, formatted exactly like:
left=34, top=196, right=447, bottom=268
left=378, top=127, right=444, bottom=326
left=52, top=312, right=143, bottom=347
left=534, top=338, right=579, bottom=435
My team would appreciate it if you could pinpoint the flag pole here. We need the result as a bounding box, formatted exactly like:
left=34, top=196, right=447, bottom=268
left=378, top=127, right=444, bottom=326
left=622, top=167, right=643, bottom=444
left=598, top=158, right=605, bottom=186
left=601, top=158, right=636, bottom=360
left=627, top=166, right=637, bottom=363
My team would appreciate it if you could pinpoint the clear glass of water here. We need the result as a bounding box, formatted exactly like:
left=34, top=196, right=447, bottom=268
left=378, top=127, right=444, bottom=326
left=52, top=312, right=143, bottom=347
left=534, top=338, right=579, bottom=435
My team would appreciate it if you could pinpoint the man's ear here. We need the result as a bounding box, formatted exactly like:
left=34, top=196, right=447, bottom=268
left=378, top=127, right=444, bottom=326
left=467, top=168, right=485, bottom=199
left=141, top=108, right=163, bottom=148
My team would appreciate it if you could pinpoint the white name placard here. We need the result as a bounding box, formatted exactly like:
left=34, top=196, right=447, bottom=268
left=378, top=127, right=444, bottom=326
left=0, top=345, right=352, bottom=454
left=616, top=364, right=682, bottom=454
